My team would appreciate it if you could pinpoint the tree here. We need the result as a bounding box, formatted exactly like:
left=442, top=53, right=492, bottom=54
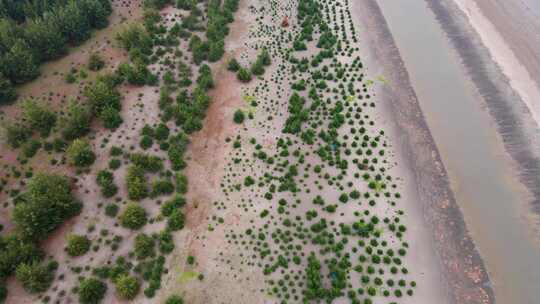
left=115, top=274, right=140, bottom=299
left=0, top=40, right=40, bottom=84
left=21, top=99, right=57, bottom=137
left=0, top=234, right=43, bottom=278
left=116, top=24, right=153, bottom=55
left=66, top=234, right=91, bottom=257
left=96, top=169, right=117, bottom=197
left=15, top=262, right=54, bottom=293
left=3, top=122, right=31, bottom=148
left=84, top=80, right=121, bottom=115
left=250, top=59, right=265, bottom=76
left=236, top=67, right=251, bottom=82
left=167, top=209, right=185, bottom=231
left=126, top=166, right=148, bottom=200
left=78, top=277, right=107, bottom=304
left=13, top=174, right=81, bottom=240
left=134, top=233, right=155, bottom=259
left=67, top=139, right=96, bottom=167
left=120, top=203, right=147, bottom=230
left=24, top=18, right=66, bottom=62
left=0, top=72, right=16, bottom=104
left=99, top=105, right=123, bottom=129
left=227, top=58, right=240, bottom=72
left=233, top=109, right=245, bottom=124
left=61, top=101, right=92, bottom=140
left=53, top=2, right=91, bottom=45
left=81, top=0, right=110, bottom=29
left=208, top=39, right=224, bottom=62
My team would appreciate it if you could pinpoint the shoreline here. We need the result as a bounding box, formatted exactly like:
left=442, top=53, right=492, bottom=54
left=426, top=0, right=540, bottom=214
left=353, top=1, right=495, bottom=303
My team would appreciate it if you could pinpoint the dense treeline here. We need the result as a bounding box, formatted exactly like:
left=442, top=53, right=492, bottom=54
left=0, top=0, right=112, bottom=104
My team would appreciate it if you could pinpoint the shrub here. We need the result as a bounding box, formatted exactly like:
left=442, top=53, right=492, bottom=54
left=78, top=277, right=107, bottom=304
left=120, top=203, right=147, bottom=230
left=115, top=275, right=140, bottom=300
left=13, top=174, right=81, bottom=240
left=0, top=73, right=17, bottom=104
left=96, top=170, right=118, bottom=198
left=237, top=68, right=251, bottom=82
left=61, top=101, right=92, bottom=140
left=88, top=53, right=105, bottom=71
left=99, top=106, right=123, bottom=129
left=85, top=80, right=121, bottom=115
left=233, top=109, right=245, bottom=124
left=66, top=234, right=91, bottom=257
left=167, top=209, right=185, bottom=231
left=165, top=294, right=184, bottom=304
left=151, top=179, right=175, bottom=197
left=22, top=99, right=57, bottom=137
left=105, top=204, right=119, bottom=217
left=4, top=123, right=31, bottom=148
left=161, top=195, right=186, bottom=216
left=67, top=139, right=96, bottom=167
left=227, top=58, right=240, bottom=72
left=134, top=233, right=155, bottom=259
left=140, top=135, right=153, bottom=149
left=15, top=262, right=54, bottom=293
left=175, top=173, right=188, bottom=194
left=126, top=166, right=148, bottom=200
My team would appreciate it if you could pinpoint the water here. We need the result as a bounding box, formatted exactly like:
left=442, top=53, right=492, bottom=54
left=374, top=0, right=540, bottom=303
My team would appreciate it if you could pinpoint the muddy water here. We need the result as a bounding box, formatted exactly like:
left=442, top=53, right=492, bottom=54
left=374, top=0, right=540, bottom=303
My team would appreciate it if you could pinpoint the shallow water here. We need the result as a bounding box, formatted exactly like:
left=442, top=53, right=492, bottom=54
left=375, top=0, right=540, bottom=303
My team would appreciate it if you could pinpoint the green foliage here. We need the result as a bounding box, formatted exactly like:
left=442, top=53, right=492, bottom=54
left=175, top=173, right=188, bottom=194
left=78, top=277, right=107, bottom=304
left=237, top=67, right=251, bottom=82
left=15, top=262, right=54, bottom=293
left=0, top=40, right=40, bottom=84
left=167, top=209, right=185, bottom=231
left=3, top=122, right=31, bottom=148
left=233, top=109, right=245, bottom=124
left=126, top=165, right=148, bottom=200
left=96, top=170, right=118, bottom=198
left=66, top=139, right=96, bottom=167
left=61, top=101, right=92, bottom=140
left=134, top=233, right=155, bottom=259
left=130, top=153, right=163, bottom=173
left=0, top=72, right=16, bottom=104
left=66, top=234, right=91, bottom=257
left=151, top=179, right=175, bottom=198
left=116, top=24, right=153, bottom=56
left=120, top=203, right=147, bottom=230
left=88, top=53, right=105, bottom=71
left=0, top=234, right=43, bottom=278
left=85, top=80, right=121, bottom=114
left=283, top=92, right=308, bottom=134
left=165, top=294, right=184, bottom=304
left=99, top=105, right=123, bottom=129
left=13, top=173, right=81, bottom=240
left=105, top=203, right=119, bottom=217
left=115, top=274, right=140, bottom=300
left=21, top=99, right=56, bottom=137
left=227, top=58, right=240, bottom=72
left=196, top=64, right=214, bottom=91
left=161, top=195, right=185, bottom=216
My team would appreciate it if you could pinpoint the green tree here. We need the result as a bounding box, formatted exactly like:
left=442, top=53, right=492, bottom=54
left=227, top=58, right=240, bottom=72
left=99, top=105, right=123, bottom=129
left=24, top=18, right=66, bottom=62
left=134, top=233, right=155, bottom=259
left=96, top=170, right=118, bottom=198
left=3, top=122, right=31, bottom=148
left=233, top=109, right=245, bottom=124
left=13, top=174, right=81, bottom=240
left=66, top=139, right=96, bottom=167
left=0, top=72, right=16, bottom=104
left=15, top=262, right=54, bottom=293
left=84, top=80, right=121, bottom=115
left=1, top=40, right=40, bottom=84
left=61, top=101, right=92, bottom=140
left=53, top=2, right=91, bottom=44
left=21, top=99, right=57, bottom=137
left=78, top=277, right=107, bottom=304
left=115, top=274, right=140, bottom=299
left=66, top=234, right=91, bottom=257
left=0, top=234, right=43, bottom=278
left=167, top=209, right=185, bottom=231
left=236, top=67, right=251, bottom=82
left=120, top=203, right=147, bottom=230
left=126, top=165, right=148, bottom=200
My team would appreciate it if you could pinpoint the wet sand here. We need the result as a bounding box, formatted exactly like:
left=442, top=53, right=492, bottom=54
left=353, top=0, right=495, bottom=303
